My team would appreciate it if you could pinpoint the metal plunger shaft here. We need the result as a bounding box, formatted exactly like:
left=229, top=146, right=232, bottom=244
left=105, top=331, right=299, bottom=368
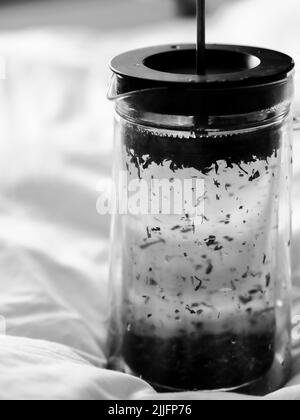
left=196, top=0, right=206, bottom=75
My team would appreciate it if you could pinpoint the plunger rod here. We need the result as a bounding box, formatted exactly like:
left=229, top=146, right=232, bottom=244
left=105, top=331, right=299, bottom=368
left=196, top=0, right=206, bottom=75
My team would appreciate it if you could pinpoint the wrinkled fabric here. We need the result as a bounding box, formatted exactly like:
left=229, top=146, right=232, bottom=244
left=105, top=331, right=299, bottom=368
left=0, top=0, right=300, bottom=400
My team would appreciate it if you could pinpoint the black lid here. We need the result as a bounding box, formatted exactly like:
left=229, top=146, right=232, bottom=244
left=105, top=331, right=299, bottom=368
left=110, top=44, right=294, bottom=116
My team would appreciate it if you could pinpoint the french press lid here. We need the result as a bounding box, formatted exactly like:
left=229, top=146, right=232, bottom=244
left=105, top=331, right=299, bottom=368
left=110, top=44, right=294, bottom=116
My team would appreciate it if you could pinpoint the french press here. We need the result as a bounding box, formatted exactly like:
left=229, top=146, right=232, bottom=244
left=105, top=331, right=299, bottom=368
left=107, top=0, right=295, bottom=394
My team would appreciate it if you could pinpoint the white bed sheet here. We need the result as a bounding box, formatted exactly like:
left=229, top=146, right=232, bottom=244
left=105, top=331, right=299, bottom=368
left=0, top=0, right=300, bottom=400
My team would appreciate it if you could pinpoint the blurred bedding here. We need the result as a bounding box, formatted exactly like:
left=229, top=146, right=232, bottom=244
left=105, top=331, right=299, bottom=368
left=0, top=0, right=300, bottom=400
